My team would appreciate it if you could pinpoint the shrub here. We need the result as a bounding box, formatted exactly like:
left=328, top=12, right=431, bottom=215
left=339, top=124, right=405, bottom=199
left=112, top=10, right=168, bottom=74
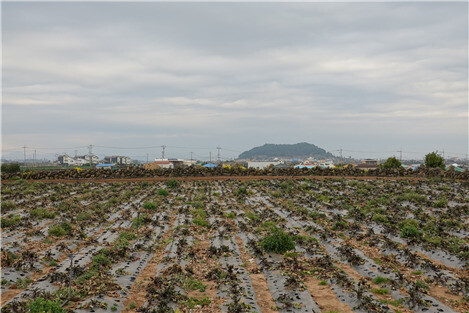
left=372, top=288, right=389, bottom=295
left=381, top=157, right=402, bottom=169
left=246, top=211, right=259, bottom=221
left=76, top=212, right=92, bottom=221
left=166, top=179, right=180, bottom=189
left=372, top=276, right=389, bottom=284
left=158, top=189, right=169, bottom=196
left=434, top=197, right=448, bottom=208
left=397, top=192, right=427, bottom=204
left=236, top=187, right=248, bottom=196
left=92, top=254, right=111, bottom=269
left=1, top=200, right=17, bottom=211
left=60, top=222, right=72, bottom=233
left=132, top=216, right=148, bottom=229
left=372, top=214, right=389, bottom=224
left=48, top=223, right=71, bottom=237
left=183, top=297, right=211, bottom=308
left=400, top=220, right=421, bottom=238
left=193, top=217, right=209, bottom=228
left=415, top=280, right=429, bottom=291
left=191, top=209, right=207, bottom=218
left=143, top=201, right=157, bottom=210
left=28, top=297, right=64, bottom=313
left=1, top=215, right=21, bottom=228
left=184, top=276, right=207, bottom=292
left=30, top=208, right=56, bottom=219
left=15, top=277, right=32, bottom=289
left=261, top=228, right=295, bottom=254
left=119, top=231, right=136, bottom=241
left=1, top=163, right=21, bottom=173
left=425, top=152, right=445, bottom=169
left=332, top=221, right=346, bottom=230
left=225, top=212, right=236, bottom=219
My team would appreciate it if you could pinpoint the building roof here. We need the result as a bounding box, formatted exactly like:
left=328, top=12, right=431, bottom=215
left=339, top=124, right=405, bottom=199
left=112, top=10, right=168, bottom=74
left=355, top=164, right=379, bottom=169
left=96, top=164, right=115, bottom=168
left=203, top=163, right=217, bottom=168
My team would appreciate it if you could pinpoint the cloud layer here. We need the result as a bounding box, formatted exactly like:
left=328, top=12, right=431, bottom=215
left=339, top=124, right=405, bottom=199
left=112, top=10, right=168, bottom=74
left=2, top=2, right=468, bottom=160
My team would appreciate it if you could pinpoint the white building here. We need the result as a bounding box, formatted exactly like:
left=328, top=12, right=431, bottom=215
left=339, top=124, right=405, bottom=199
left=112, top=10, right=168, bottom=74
left=77, top=155, right=99, bottom=165
left=104, top=156, right=131, bottom=165
left=144, top=159, right=174, bottom=169
left=58, top=154, right=73, bottom=165
left=58, top=154, right=99, bottom=166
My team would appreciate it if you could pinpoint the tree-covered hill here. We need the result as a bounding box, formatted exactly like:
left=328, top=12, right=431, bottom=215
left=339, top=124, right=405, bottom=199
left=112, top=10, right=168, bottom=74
left=238, top=142, right=334, bottom=160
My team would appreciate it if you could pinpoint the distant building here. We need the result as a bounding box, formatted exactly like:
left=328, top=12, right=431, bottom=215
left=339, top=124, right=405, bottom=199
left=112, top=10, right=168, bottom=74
left=183, top=160, right=197, bottom=167
left=77, top=155, right=99, bottom=165
left=247, top=161, right=282, bottom=169
left=104, top=156, right=131, bottom=165
left=362, top=159, right=379, bottom=166
left=58, top=154, right=73, bottom=165
left=355, top=159, right=380, bottom=170
left=58, top=154, right=98, bottom=166
left=144, top=160, right=174, bottom=169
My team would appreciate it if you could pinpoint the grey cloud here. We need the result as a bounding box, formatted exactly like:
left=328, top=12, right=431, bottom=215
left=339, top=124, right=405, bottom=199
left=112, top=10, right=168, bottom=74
left=2, top=2, right=467, bottom=160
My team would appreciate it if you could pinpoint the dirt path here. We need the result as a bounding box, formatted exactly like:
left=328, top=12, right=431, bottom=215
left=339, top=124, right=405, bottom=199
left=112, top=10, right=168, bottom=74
left=347, top=239, right=468, bottom=312
left=304, top=277, right=354, bottom=313
left=122, top=218, right=176, bottom=312
left=2, top=175, right=432, bottom=184
left=335, top=262, right=413, bottom=313
left=234, top=236, right=279, bottom=313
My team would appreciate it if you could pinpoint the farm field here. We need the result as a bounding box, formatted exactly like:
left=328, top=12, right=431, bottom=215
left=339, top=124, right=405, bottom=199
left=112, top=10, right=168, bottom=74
left=1, top=178, right=468, bottom=313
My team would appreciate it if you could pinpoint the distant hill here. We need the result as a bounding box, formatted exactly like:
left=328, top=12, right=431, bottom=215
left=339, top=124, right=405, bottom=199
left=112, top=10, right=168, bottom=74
left=238, top=142, right=334, bottom=160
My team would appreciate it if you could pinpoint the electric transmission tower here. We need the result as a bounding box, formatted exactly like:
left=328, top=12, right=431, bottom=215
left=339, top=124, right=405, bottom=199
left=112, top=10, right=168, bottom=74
left=217, top=146, right=221, bottom=164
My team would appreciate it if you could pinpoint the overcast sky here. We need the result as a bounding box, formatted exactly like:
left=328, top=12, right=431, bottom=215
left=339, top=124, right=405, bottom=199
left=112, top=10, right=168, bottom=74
left=2, top=2, right=468, bottom=161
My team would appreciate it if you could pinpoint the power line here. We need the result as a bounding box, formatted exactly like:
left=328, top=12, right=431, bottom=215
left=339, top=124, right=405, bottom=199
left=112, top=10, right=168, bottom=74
left=94, top=145, right=161, bottom=150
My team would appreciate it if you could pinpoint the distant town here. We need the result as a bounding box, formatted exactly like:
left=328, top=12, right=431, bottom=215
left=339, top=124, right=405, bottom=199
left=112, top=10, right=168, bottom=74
left=2, top=152, right=468, bottom=172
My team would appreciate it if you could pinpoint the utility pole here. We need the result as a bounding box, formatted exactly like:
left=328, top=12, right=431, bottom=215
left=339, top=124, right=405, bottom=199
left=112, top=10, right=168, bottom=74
left=22, top=145, right=27, bottom=164
left=217, top=146, right=221, bottom=164
left=88, top=144, right=94, bottom=167
left=161, top=145, right=166, bottom=160
left=398, top=148, right=402, bottom=161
